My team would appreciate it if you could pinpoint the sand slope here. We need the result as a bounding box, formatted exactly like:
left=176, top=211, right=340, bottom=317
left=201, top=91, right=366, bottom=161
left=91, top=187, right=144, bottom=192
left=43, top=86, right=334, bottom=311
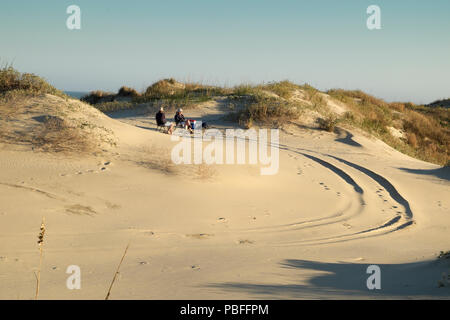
left=0, top=95, right=449, bottom=299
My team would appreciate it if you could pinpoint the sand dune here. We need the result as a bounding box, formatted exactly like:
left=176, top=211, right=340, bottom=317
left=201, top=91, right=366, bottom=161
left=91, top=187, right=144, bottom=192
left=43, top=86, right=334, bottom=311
left=0, top=94, right=449, bottom=299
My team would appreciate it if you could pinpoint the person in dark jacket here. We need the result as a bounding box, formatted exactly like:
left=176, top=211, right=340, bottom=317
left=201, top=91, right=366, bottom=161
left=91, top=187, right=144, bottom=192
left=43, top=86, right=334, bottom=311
left=155, top=107, right=174, bottom=134
left=174, top=108, right=193, bottom=133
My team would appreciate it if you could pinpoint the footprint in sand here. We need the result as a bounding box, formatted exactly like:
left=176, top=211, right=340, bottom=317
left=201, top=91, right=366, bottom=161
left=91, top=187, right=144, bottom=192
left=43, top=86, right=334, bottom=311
left=106, top=201, right=121, bottom=210
left=65, top=204, right=97, bottom=216
left=186, top=233, right=213, bottom=239
left=98, top=161, right=112, bottom=172
left=238, top=239, right=254, bottom=245
left=319, top=182, right=330, bottom=190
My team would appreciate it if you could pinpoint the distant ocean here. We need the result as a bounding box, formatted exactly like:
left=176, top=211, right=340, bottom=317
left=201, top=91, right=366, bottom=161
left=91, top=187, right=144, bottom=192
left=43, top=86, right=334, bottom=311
left=64, top=91, right=89, bottom=99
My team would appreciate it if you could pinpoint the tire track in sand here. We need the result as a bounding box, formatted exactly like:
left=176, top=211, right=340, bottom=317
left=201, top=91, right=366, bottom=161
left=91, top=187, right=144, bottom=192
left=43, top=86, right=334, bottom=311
left=236, top=147, right=415, bottom=246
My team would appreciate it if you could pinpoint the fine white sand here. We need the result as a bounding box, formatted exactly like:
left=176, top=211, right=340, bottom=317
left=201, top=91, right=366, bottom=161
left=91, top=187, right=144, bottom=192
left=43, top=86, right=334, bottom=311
left=0, top=95, right=449, bottom=299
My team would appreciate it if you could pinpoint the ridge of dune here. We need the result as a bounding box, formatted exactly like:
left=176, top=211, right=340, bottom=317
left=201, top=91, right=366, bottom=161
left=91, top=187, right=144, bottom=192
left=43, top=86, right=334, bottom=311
left=0, top=89, right=449, bottom=299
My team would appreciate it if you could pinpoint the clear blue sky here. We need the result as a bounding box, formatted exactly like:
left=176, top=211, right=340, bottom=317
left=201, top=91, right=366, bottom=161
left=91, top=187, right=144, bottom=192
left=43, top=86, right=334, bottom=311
left=1, top=0, right=449, bottom=103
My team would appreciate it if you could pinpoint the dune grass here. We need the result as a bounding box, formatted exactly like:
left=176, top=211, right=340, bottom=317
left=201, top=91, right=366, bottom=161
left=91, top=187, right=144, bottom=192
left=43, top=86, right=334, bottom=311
left=32, top=116, right=97, bottom=153
left=1, top=66, right=448, bottom=165
left=227, top=95, right=303, bottom=128
left=0, top=71, right=110, bottom=155
left=318, top=114, right=340, bottom=132
left=94, top=101, right=137, bottom=113
left=136, top=79, right=227, bottom=103
left=0, top=67, right=97, bottom=154
left=83, top=80, right=308, bottom=119
left=81, top=90, right=116, bottom=105
left=82, top=79, right=227, bottom=112
left=118, top=86, right=139, bottom=97
left=328, top=89, right=449, bottom=165
left=0, top=65, right=66, bottom=98
left=256, top=80, right=301, bottom=99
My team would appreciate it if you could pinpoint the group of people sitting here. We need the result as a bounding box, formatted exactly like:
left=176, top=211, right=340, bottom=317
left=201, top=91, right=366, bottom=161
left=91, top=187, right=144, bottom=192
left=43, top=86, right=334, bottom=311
left=155, top=107, right=194, bottom=135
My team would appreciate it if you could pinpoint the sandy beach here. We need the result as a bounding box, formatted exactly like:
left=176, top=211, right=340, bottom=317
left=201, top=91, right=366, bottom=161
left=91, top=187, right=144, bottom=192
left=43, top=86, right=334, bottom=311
left=0, top=92, right=448, bottom=300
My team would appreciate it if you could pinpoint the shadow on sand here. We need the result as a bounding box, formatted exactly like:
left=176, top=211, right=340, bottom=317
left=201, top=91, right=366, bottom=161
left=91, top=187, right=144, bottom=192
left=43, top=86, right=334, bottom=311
left=334, top=128, right=362, bottom=147
left=207, top=259, right=449, bottom=299
left=398, top=166, right=450, bottom=182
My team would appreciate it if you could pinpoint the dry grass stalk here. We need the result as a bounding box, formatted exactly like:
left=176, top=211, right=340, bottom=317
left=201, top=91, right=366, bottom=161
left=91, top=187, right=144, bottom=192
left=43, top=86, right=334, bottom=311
left=35, top=217, right=46, bottom=300
left=105, top=243, right=130, bottom=300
